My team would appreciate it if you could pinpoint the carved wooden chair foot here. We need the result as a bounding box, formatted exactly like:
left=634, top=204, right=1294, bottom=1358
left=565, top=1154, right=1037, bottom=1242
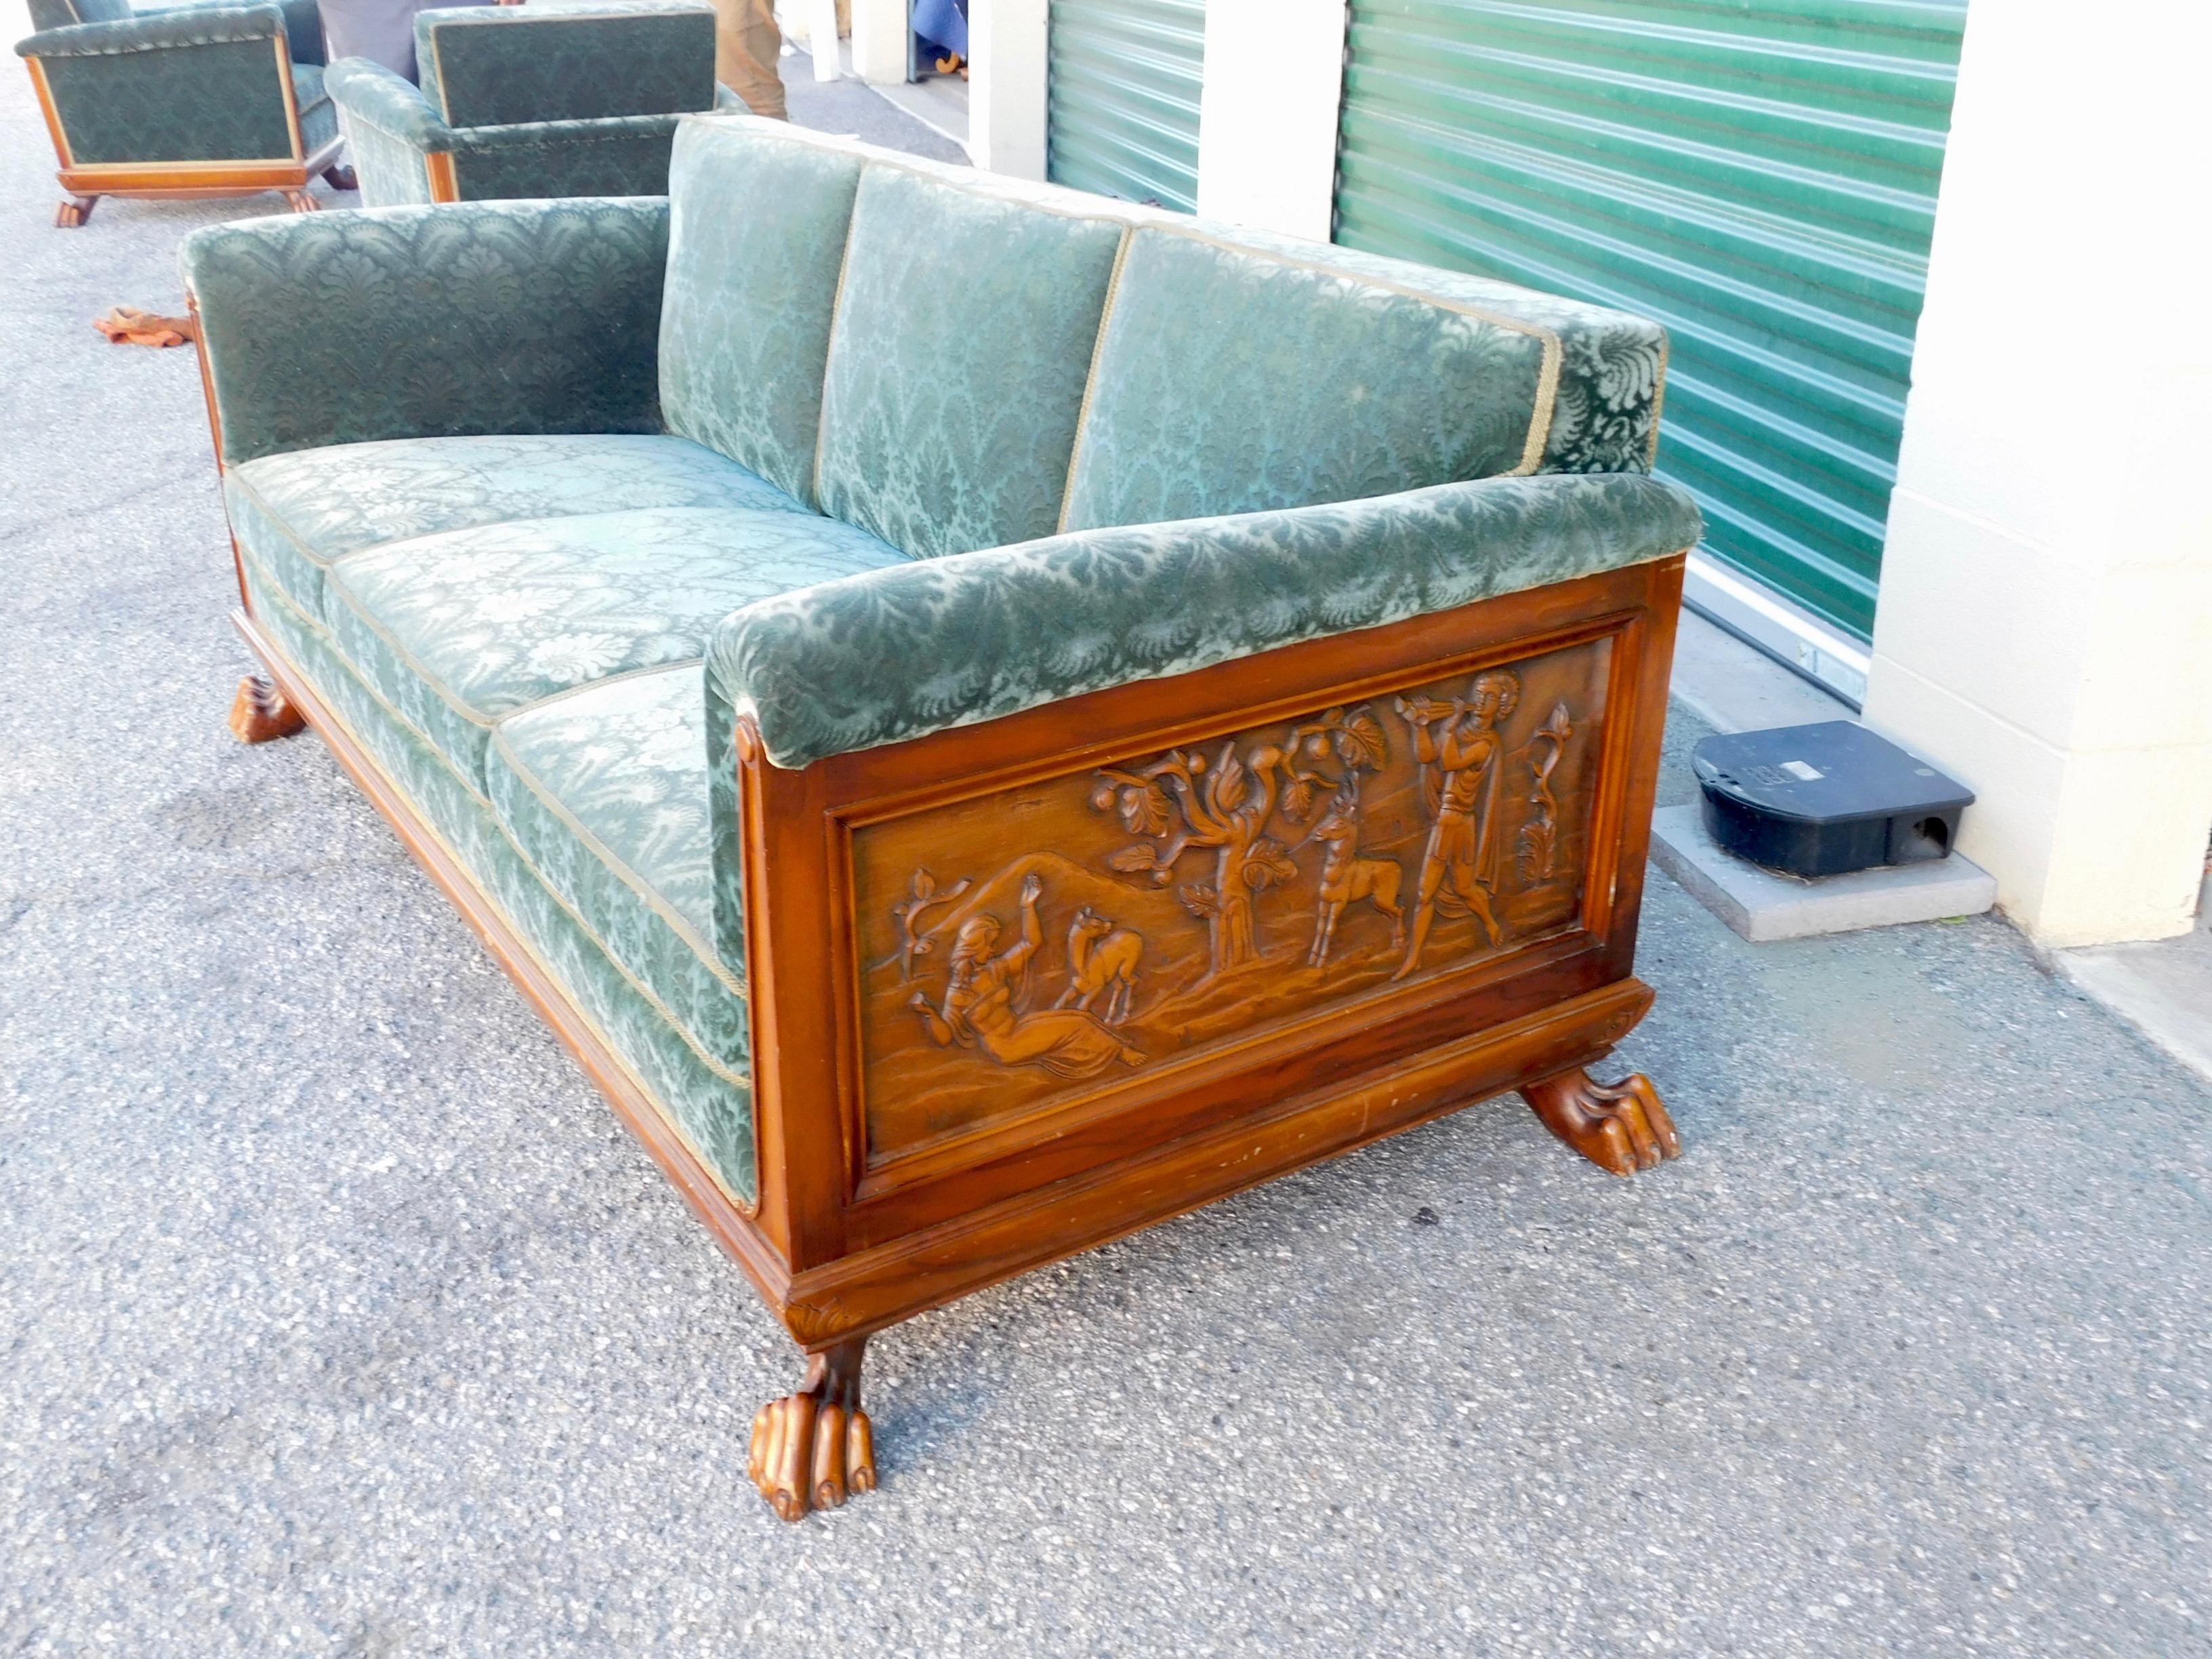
left=281, top=188, right=319, bottom=214
left=228, top=673, right=306, bottom=744
left=55, top=194, right=98, bottom=228
left=1521, top=1066, right=1681, bottom=1176
left=322, top=163, right=359, bottom=192
left=748, top=1340, right=876, bottom=1521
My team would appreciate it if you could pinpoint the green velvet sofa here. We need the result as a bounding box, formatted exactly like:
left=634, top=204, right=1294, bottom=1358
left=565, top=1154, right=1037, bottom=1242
left=184, top=116, right=1700, bottom=1521
left=17, top=0, right=345, bottom=225
left=327, top=0, right=738, bottom=206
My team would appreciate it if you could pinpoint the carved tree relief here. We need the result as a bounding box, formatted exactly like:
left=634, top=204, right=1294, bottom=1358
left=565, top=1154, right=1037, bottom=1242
left=848, top=640, right=1611, bottom=1166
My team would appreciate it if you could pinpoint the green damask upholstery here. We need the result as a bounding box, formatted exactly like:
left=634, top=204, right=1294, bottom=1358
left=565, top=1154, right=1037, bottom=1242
left=658, top=119, right=863, bottom=506
left=226, top=432, right=811, bottom=623
left=17, top=3, right=327, bottom=167
left=237, top=555, right=756, bottom=1197
left=487, top=662, right=746, bottom=1071
left=190, top=112, right=1698, bottom=1208
left=708, top=471, right=1704, bottom=770
left=1063, top=228, right=1555, bottom=532
left=323, top=505, right=906, bottom=791
left=182, top=199, right=670, bottom=465
left=813, top=162, right=1125, bottom=560
left=416, top=1, right=716, bottom=125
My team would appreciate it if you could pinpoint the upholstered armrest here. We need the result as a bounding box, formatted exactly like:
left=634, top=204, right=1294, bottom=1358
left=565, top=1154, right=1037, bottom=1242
left=14, top=3, right=285, bottom=58
left=710, top=472, right=1704, bottom=770
left=325, top=54, right=449, bottom=147
left=181, top=199, right=670, bottom=466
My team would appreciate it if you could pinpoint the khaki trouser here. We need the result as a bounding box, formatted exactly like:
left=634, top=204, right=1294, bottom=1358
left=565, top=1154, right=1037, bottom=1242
left=711, top=0, right=787, bottom=119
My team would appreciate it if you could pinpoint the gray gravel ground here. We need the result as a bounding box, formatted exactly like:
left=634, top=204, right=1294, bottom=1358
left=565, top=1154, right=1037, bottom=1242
left=5, top=23, right=2211, bottom=1658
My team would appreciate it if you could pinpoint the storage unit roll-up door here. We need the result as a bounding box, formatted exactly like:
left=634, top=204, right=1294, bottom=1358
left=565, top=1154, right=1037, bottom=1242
left=1335, top=1, right=1967, bottom=640
left=1047, top=0, right=1208, bottom=213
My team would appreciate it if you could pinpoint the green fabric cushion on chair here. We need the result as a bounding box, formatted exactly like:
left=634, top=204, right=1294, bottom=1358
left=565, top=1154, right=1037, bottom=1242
left=237, top=556, right=758, bottom=1201
left=813, top=161, right=1126, bottom=560
left=657, top=120, right=864, bottom=506
left=1061, top=226, right=1557, bottom=533
left=225, top=433, right=813, bottom=625
left=487, top=661, right=744, bottom=1071
left=322, top=504, right=907, bottom=793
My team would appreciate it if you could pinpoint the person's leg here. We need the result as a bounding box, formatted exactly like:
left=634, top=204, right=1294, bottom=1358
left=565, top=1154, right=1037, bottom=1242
left=710, top=0, right=787, bottom=117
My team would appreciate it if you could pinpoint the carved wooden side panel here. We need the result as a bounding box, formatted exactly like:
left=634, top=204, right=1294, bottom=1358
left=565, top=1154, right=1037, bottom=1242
left=848, top=637, right=1614, bottom=1168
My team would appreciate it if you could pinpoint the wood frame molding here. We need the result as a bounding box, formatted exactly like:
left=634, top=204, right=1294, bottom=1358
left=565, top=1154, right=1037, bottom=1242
left=732, top=556, right=1686, bottom=1342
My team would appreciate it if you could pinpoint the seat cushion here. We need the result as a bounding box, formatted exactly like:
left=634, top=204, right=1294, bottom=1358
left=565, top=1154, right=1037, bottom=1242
left=1061, top=226, right=1557, bottom=532
left=323, top=504, right=907, bottom=793
left=659, top=119, right=863, bottom=505
left=487, top=661, right=745, bottom=1072
left=813, top=160, right=1126, bottom=560
left=226, top=433, right=812, bottom=624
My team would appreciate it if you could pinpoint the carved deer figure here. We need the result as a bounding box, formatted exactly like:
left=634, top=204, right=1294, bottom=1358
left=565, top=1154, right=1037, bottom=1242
left=1303, top=789, right=1405, bottom=969
left=1055, top=906, right=1143, bottom=1025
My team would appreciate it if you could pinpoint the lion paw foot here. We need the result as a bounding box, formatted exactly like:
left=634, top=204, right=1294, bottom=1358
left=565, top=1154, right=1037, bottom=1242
left=1521, top=1066, right=1681, bottom=1176
left=228, top=673, right=306, bottom=743
left=748, top=1393, right=876, bottom=1521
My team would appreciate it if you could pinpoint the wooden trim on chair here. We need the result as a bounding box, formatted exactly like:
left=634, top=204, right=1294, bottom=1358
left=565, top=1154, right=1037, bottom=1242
left=274, top=35, right=306, bottom=161
left=23, top=58, right=75, bottom=169
left=425, top=150, right=460, bottom=203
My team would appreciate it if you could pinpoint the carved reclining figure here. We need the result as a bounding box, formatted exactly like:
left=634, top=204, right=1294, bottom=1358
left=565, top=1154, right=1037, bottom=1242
left=182, top=117, right=1700, bottom=1520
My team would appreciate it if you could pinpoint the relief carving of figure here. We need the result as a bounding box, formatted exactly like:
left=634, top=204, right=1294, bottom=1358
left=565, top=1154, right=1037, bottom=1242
left=909, top=874, right=1145, bottom=1078
left=1298, top=785, right=1405, bottom=969
left=1393, top=670, right=1521, bottom=980
left=1055, top=907, right=1143, bottom=1025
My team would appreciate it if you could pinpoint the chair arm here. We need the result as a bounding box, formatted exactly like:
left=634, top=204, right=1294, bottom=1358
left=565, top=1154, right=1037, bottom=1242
left=325, top=54, right=452, bottom=147
left=181, top=198, right=670, bottom=466
left=14, top=3, right=284, bottom=58
left=708, top=472, right=1704, bottom=771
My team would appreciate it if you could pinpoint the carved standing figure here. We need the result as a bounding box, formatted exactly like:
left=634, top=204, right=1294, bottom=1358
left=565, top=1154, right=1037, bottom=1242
left=1093, top=742, right=1298, bottom=979
left=1056, top=907, right=1143, bottom=1024
left=1393, top=670, right=1521, bottom=979
left=909, top=875, right=1144, bottom=1078
left=1299, top=787, right=1405, bottom=968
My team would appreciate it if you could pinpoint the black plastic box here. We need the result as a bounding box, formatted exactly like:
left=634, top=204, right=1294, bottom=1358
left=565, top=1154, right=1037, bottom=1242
left=1691, top=721, right=1974, bottom=880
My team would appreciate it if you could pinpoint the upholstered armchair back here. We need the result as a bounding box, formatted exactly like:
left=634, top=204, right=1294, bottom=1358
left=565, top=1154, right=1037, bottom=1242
left=26, top=0, right=130, bottom=28
left=414, top=1, right=717, bottom=126
left=658, top=119, right=1670, bottom=564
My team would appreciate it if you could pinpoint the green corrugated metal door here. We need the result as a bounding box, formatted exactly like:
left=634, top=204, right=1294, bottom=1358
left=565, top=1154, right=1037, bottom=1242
left=1047, top=0, right=1208, bottom=212
left=1335, top=1, right=1967, bottom=639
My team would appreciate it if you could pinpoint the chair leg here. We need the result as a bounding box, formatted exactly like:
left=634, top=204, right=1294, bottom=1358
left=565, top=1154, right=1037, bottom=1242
left=748, top=1338, right=876, bottom=1521
left=1520, top=1065, right=1681, bottom=1176
left=228, top=674, right=306, bottom=744
left=322, top=163, right=359, bottom=192
left=281, top=188, right=319, bottom=214
left=54, top=194, right=98, bottom=228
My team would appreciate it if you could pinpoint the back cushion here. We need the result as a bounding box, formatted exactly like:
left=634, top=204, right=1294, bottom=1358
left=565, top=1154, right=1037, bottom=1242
left=418, top=3, right=717, bottom=127
left=1061, top=227, right=1557, bottom=533
left=29, top=0, right=129, bottom=25
left=659, top=121, right=863, bottom=504
left=815, top=165, right=1126, bottom=560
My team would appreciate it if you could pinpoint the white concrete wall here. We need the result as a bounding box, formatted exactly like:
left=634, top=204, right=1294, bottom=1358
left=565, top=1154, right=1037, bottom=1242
left=848, top=0, right=908, bottom=84
left=970, top=0, right=1048, bottom=180
left=1861, top=0, right=2212, bottom=948
left=1193, top=0, right=1347, bottom=239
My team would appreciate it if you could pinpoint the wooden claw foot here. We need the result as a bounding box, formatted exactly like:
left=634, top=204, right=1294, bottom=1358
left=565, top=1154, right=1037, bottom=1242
left=322, top=163, right=359, bottom=191
left=281, top=188, right=319, bottom=213
left=1521, top=1065, right=1681, bottom=1177
left=748, top=1339, right=875, bottom=1521
left=55, top=194, right=98, bottom=228
left=228, top=673, right=306, bottom=744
